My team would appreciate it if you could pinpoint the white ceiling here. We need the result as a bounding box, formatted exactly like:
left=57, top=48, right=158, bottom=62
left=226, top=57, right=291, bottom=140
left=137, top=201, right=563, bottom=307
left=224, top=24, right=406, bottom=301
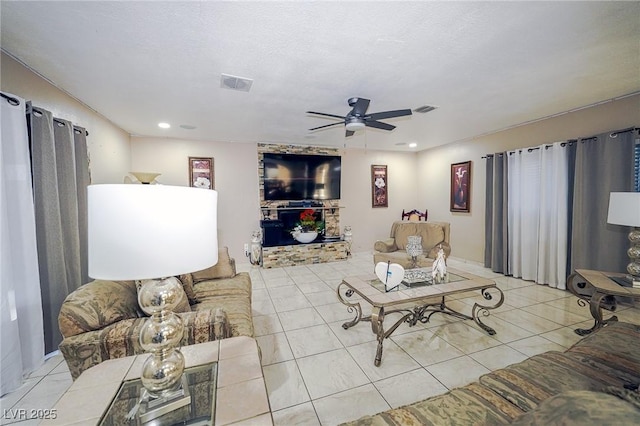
left=2, top=1, right=639, bottom=152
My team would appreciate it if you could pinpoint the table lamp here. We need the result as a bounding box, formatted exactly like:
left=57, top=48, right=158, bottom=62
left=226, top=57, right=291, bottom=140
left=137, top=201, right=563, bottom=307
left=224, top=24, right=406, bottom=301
left=607, top=192, right=640, bottom=286
left=88, top=184, right=218, bottom=402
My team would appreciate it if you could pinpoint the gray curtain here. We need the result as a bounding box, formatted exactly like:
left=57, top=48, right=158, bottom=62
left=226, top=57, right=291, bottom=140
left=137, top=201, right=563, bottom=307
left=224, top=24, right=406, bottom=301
left=484, top=152, right=508, bottom=273
left=570, top=129, right=637, bottom=273
left=29, top=106, right=89, bottom=353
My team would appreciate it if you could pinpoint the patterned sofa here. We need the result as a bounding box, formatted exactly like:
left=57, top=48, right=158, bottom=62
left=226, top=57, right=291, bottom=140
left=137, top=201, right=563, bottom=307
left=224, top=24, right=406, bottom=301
left=343, top=321, right=640, bottom=425
left=373, top=221, right=451, bottom=269
left=58, top=247, right=253, bottom=380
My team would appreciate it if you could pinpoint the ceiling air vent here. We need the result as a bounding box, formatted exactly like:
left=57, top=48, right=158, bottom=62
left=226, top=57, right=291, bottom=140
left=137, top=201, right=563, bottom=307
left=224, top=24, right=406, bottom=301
left=413, top=105, right=437, bottom=114
left=220, top=74, right=253, bottom=92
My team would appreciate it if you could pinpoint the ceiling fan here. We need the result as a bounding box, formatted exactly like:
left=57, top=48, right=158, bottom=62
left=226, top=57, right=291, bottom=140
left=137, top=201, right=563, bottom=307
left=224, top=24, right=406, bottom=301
left=307, top=97, right=412, bottom=137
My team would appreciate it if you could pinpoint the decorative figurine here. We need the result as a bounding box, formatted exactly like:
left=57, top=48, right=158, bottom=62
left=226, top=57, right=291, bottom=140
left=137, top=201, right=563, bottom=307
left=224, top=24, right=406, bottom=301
left=432, top=245, right=447, bottom=283
left=250, top=229, right=262, bottom=265
left=342, top=225, right=353, bottom=256
left=375, top=261, right=404, bottom=292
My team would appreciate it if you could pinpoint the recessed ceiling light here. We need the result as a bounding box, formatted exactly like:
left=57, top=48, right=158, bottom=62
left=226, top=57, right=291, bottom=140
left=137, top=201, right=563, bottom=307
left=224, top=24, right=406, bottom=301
left=158, top=122, right=171, bottom=129
left=409, top=142, right=417, bottom=148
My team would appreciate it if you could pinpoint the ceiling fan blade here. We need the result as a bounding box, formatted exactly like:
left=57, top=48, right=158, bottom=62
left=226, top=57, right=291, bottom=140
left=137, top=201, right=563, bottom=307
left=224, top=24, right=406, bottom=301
left=367, top=109, right=412, bottom=121
left=365, top=120, right=395, bottom=131
left=345, top=130, right=355, bottom=137
left=309, top=122, right=344, bottom=131
left=307, top=111, right=345, bottom=120
left=351, top=98, right=370, bottom=117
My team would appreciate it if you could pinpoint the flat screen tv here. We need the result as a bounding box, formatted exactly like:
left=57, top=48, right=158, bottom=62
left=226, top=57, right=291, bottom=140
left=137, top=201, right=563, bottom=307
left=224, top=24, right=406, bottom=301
left=263, top=153, right=341, bottom=201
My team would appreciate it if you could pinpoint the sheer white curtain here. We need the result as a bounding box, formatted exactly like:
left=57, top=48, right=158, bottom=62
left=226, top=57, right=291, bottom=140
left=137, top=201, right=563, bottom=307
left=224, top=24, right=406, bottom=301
left=508, top=147, right=542, bottom=281
left=1, top=93, right=44, bottom=395
left=538, top=143, right=569, bottom=288
left=507, top=142, right=569, bottom=289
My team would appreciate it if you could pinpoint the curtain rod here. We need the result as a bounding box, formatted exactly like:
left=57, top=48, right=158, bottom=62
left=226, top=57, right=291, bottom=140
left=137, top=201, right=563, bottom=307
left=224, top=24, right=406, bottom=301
left=1, top=92, right=20, bottom=106
left=29, top=106, right=89, bottom=137
left=609, top=126, right=639, bottom=138
left=482, top=125, right=639, bottom=159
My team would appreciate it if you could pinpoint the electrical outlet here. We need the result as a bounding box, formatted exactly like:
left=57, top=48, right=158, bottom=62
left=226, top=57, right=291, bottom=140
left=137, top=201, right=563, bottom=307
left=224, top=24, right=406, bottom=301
left=244, top=243, right=249, bottom=256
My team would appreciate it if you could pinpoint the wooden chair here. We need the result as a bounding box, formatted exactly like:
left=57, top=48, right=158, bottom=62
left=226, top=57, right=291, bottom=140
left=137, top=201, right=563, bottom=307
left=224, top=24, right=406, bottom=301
left=401, top=209, right=427, bottom=222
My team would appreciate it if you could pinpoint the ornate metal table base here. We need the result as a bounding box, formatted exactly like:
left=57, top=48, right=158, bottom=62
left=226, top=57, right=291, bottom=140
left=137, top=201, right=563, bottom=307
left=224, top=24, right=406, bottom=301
left=337, top=284, right=504, bottom=366
left=567, top=273, right=619, bottom=336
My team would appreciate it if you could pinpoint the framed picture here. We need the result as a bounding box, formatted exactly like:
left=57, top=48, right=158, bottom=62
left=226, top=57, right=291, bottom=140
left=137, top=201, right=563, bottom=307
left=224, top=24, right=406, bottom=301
left=451, top=161, right=471, bottom=212
left=371, top=165, right=388, bottom=208
left=189, top=157, right=214, bottom=189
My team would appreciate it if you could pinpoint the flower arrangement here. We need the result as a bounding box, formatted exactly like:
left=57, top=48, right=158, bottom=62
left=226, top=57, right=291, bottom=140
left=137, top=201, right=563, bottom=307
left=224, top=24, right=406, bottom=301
left=291, top=208, right=324, bottom=236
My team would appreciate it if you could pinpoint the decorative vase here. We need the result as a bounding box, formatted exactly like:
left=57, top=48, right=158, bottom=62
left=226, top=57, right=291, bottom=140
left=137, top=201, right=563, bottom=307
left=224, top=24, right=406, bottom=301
left=294, top=231, right=318, bottom=244
left=406, top=235, right=423, bottom=268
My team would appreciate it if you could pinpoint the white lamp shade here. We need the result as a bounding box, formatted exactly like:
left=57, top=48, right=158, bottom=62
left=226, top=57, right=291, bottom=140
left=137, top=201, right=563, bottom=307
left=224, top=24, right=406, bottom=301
left=608, top=192, right=640, bottom=227
left=88, top=184, right=218, bottom=280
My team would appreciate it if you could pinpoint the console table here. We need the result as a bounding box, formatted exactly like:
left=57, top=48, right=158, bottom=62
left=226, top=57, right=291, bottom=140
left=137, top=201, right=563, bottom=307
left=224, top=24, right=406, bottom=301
left=42, top=337, right=272, bottom=425
left=567, top=269, right=640, bottom=336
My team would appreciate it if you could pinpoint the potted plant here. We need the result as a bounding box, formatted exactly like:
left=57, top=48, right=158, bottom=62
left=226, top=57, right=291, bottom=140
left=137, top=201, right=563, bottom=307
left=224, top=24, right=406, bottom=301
left=291, top=209, right=324, bottom=243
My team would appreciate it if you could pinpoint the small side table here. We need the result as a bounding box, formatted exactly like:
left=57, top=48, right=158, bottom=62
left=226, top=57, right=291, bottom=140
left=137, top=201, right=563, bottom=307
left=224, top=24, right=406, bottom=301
left=567, top=269, right=640, bottom=336
left=42, top=337, right=272, bottom=425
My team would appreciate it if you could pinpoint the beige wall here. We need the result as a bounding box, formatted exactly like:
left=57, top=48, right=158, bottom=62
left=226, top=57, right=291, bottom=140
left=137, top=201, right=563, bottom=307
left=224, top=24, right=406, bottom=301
left=0, top=52, right=131, bottom=183
left=131, top=137, right=261, bottom=262
left=131, top=139, right=419, bottom=262
left=418, top=94, right=640, bottom=263
left=339, top=149, right=419, bottom=253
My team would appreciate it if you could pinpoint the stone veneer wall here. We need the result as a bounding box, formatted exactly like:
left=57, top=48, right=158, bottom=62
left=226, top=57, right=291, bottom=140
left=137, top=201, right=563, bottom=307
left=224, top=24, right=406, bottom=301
left=257, top=143, right=341, bottom=237
left=257, top=143, right=347, bottom=266
left=261, top=241, right=348, bottom=268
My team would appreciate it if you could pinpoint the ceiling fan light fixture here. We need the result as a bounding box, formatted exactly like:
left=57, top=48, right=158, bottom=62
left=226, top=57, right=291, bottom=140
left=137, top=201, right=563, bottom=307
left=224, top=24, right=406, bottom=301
left=345, top=121, right=365, bottom=131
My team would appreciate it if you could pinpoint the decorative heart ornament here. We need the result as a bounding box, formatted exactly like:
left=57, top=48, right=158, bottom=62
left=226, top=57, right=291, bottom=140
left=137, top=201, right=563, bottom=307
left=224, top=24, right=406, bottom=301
left=375, top=262, right=405, bottom=291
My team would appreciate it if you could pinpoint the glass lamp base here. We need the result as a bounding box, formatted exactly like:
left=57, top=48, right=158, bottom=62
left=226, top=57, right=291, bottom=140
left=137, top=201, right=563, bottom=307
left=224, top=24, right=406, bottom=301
left=137, top=277, right=187, bottom=397
left=139, top=374, right=191, bottom=423
left=141, top=348, right=186, bottom=398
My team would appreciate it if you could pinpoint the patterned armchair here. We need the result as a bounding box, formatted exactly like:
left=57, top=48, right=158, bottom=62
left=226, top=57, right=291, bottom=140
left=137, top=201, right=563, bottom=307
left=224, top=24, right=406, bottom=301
left=58, top=247, right=253, bottom=379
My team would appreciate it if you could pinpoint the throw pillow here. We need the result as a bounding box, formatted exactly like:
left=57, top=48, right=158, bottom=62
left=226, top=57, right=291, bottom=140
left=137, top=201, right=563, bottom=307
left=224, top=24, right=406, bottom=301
left=58, top=280, right=140, bottom=337
left=191, top=247, right=235, bottom=282
left=178, top=273, right=199, bottom=305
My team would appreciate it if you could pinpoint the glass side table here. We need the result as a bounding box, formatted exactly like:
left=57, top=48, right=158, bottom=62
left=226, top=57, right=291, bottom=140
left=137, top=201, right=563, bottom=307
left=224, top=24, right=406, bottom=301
left=99, top=362, right=217, bottom=426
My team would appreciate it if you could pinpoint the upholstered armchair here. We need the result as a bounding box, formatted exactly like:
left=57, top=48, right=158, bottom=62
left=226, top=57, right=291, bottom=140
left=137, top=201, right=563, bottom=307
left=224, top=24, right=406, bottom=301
left=57, top=247, right=253, bottom=380
left=373, top=221, right=451, bottom=269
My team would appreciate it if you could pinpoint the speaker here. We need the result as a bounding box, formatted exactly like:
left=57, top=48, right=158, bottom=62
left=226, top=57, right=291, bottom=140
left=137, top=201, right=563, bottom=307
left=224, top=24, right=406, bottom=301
left=261, top=220, right=283, bottom=247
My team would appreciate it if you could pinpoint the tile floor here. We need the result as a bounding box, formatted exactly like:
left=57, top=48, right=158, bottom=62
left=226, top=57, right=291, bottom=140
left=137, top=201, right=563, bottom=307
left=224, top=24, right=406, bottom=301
left=2, top=252, right=639, bottom=425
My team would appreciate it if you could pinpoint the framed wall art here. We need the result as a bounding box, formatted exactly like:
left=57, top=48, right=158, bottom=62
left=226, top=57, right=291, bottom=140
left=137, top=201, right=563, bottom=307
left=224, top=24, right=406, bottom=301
left=451, top=161, right=471, bottom=212
left=189, top=157, right=214, bottom=189
left=371, top=165, right=388, bottom=208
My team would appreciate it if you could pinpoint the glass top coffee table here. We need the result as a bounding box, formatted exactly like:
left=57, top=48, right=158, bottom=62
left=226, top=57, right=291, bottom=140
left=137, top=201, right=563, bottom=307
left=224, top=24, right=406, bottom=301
left=337, top=267, right=504, bottom=366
